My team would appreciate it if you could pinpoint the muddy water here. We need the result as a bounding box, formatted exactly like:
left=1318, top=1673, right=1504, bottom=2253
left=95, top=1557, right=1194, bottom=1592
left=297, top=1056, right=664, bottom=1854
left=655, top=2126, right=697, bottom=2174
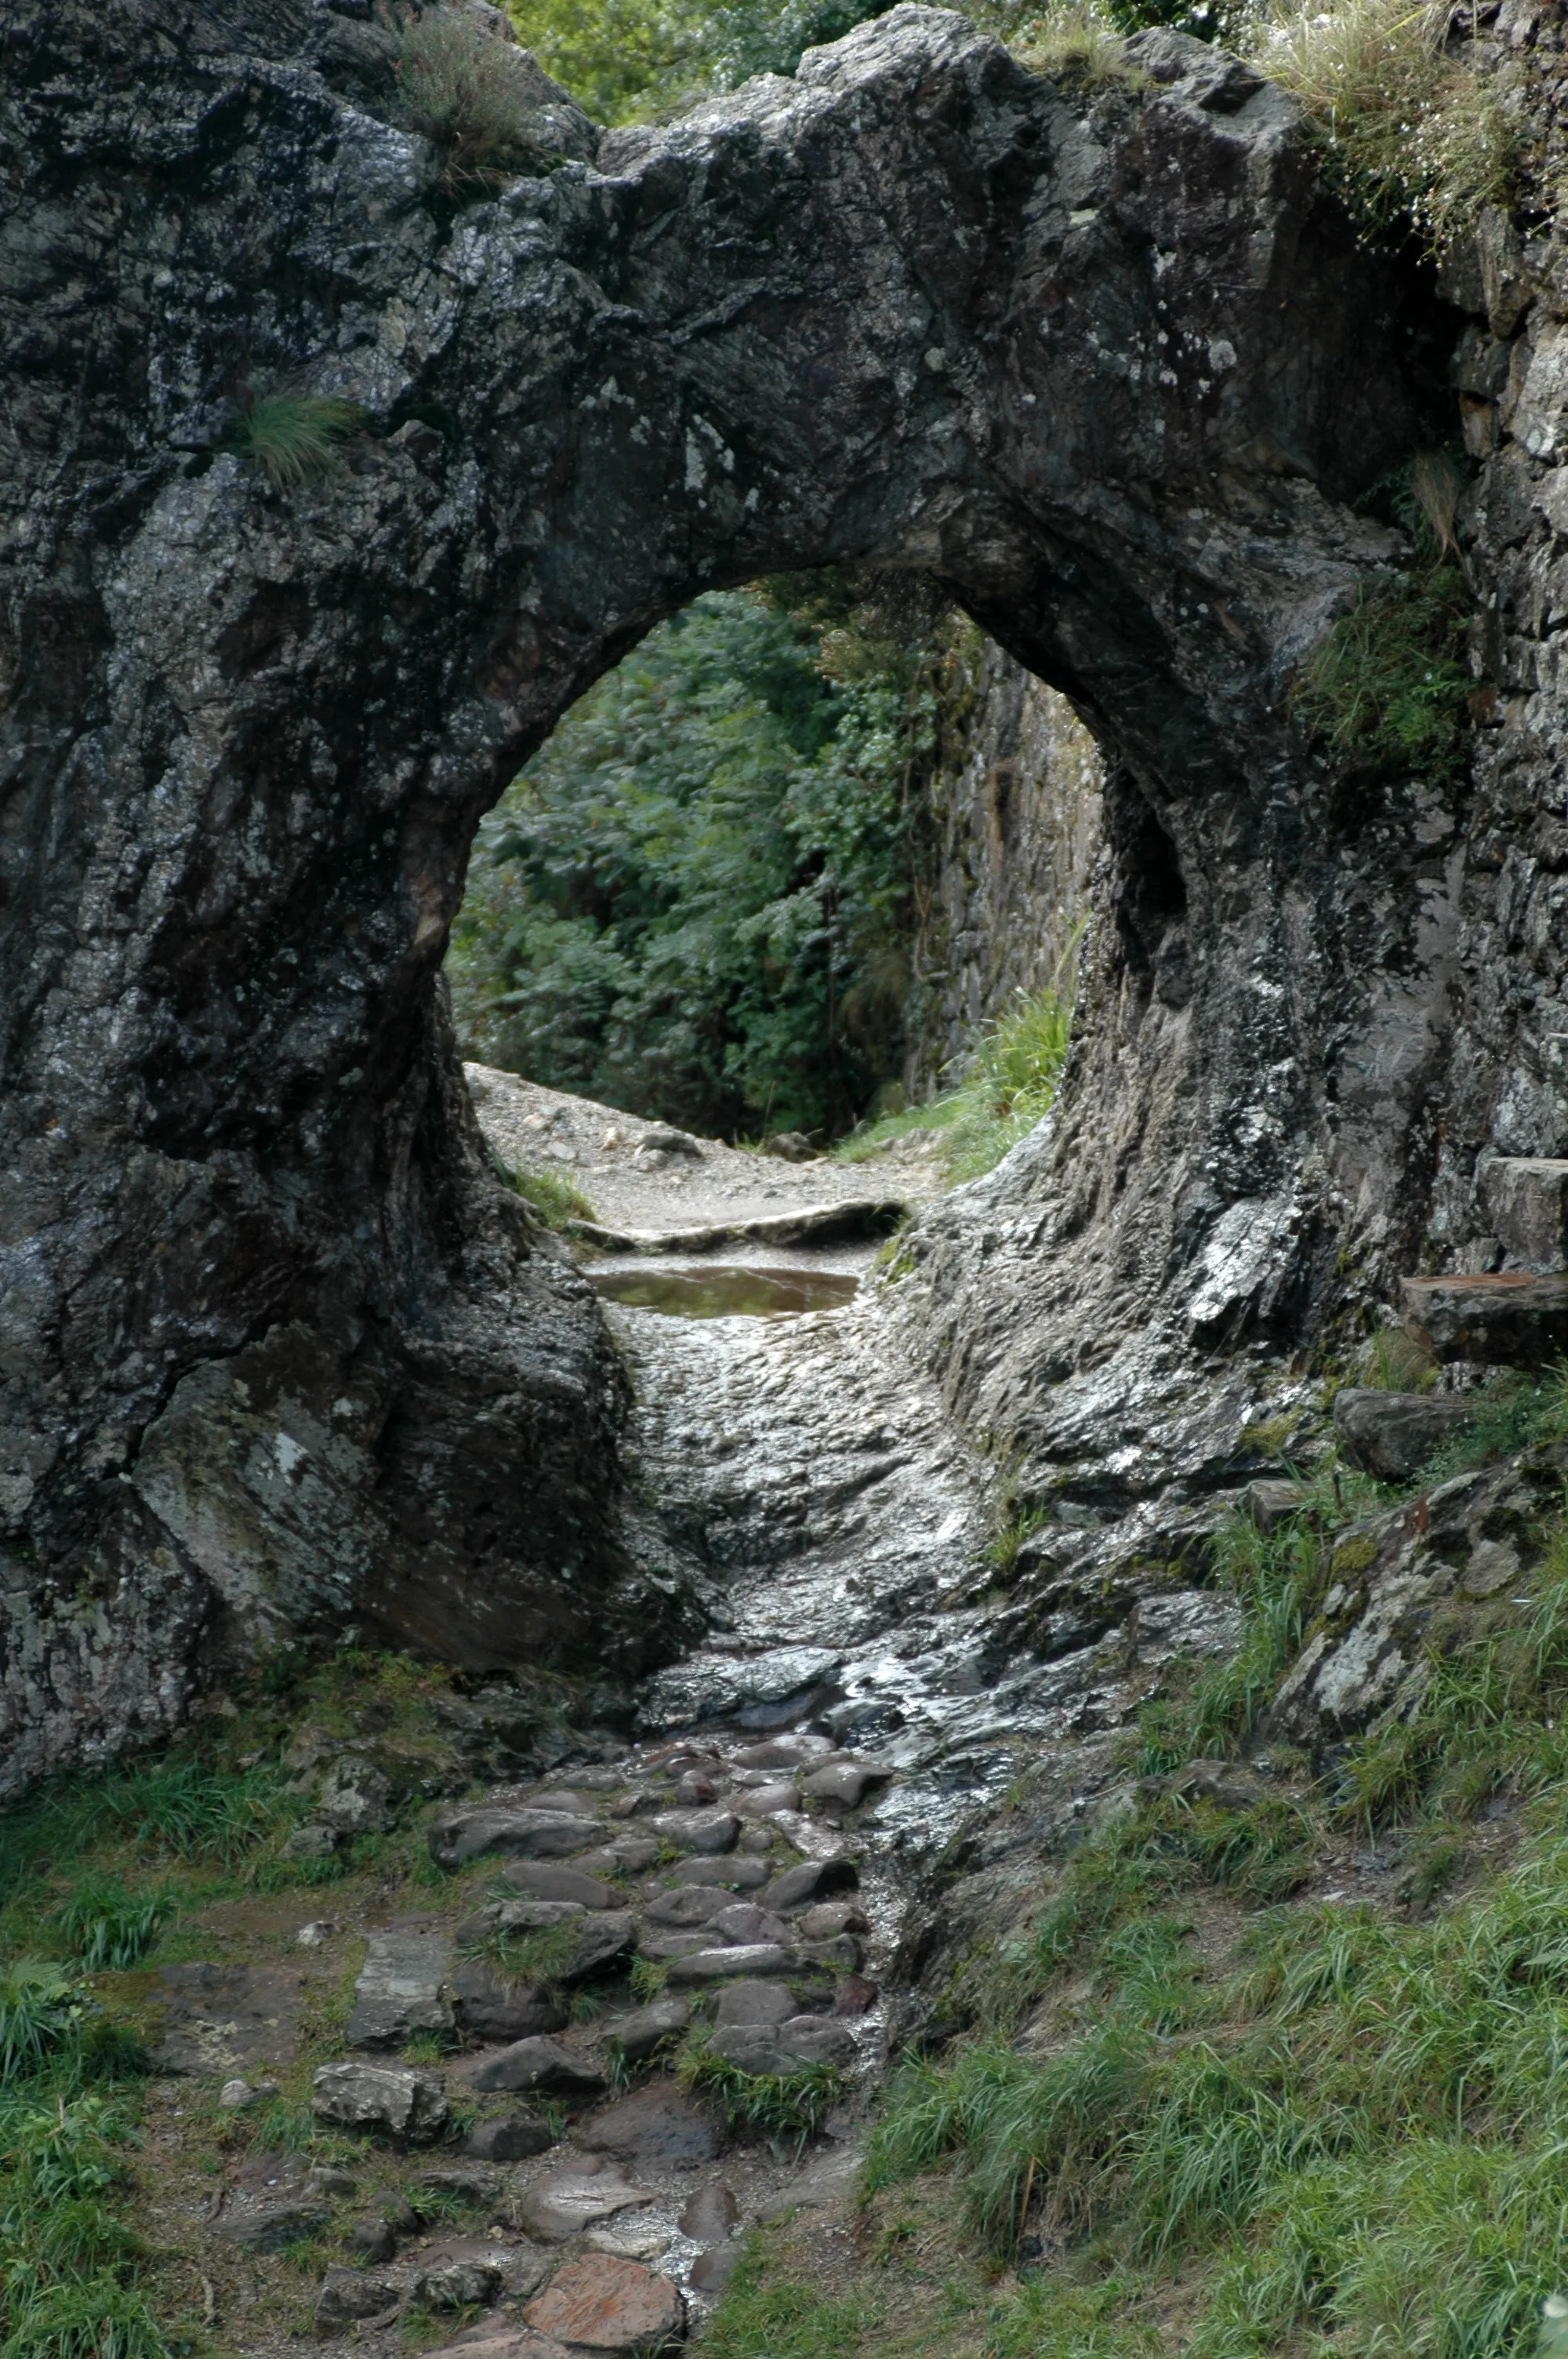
left=590, top=1263, right=861, bottom=1318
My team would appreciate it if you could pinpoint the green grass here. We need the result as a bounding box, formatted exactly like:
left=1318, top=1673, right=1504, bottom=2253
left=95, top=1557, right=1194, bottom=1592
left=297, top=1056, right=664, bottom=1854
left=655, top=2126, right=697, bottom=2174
left=836, top=978, right=1073, bottom=1184
left=54, top=1878, right=175, bottom=1973
left=1007, top=0, right=1148, bottom=89
left=222, top=393, right=367, bottom=489
left=0, top=1970, right=169, bottom=2359
left=1247, top=0, right=1515, bottom=251
left=1294, top=563, right=1471, bottom=781
left=679, top=2045, right=845, bottom=2150
left=866, top=1818, right=1568, bottom=2349
left=391, top=3, right=561, bottom=188
left=503, top=1162, right=599, bottom=1229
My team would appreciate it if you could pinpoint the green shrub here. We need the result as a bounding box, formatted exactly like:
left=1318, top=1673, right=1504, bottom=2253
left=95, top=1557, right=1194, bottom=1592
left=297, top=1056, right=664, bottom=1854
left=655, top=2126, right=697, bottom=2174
left=0, top=1965, right=85, bottom=2085
left=222, top=393, right=367, bottom=489
left=1007, top=0, right=1145, bottom=85
left=837, top=972, right=1075, bottom=1183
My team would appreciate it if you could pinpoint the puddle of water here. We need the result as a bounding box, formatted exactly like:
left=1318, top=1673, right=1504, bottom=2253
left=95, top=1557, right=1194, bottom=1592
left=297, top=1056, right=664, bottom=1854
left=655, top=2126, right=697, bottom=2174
left=591, top=1263, right=860, bottom=1319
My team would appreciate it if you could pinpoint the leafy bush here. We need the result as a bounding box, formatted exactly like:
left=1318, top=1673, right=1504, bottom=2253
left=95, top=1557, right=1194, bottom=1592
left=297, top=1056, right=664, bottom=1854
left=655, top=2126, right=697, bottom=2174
left=1248, top=0, right=1515, bottom=250
left=222, top=393, right=366, bottom=489
left=448, top=583, right=945, bottom=1140
left=503, top=0, right=887, bottom=122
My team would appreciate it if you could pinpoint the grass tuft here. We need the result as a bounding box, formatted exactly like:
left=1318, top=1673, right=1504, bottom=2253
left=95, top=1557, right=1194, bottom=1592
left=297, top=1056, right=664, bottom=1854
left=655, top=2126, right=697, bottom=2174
left=54, top=1877, right=175, bottom=1973
left=1294, top=562, right=1471, bottom=782
left=836, top=975, right=1073, bottom=1183
left=679, top=2045, right=845, bottom=2150
left=1008, top=0, right=1146, bottom=88
left=1248, top=0, right=1516, bottom=251
left=499, top=1160, right=599, bottom=1229
left=390, top=4, right=560, bottom=188
left=223, top=393, right=367, bottom=489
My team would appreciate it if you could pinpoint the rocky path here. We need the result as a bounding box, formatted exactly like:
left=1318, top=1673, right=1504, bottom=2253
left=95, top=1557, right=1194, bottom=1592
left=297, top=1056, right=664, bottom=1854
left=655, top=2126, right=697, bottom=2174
left=466, top=1063, right=946, bottom=1241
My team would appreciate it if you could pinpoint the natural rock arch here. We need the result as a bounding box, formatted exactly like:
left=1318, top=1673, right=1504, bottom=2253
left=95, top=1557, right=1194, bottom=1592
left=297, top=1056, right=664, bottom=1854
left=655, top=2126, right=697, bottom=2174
left=1, top=0, right=1455, bottom=1786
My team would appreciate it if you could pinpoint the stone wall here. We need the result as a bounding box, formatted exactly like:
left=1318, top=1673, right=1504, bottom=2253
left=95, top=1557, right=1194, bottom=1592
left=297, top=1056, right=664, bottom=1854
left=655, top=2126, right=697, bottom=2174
left=904, top=636, right=1104, bottom=1098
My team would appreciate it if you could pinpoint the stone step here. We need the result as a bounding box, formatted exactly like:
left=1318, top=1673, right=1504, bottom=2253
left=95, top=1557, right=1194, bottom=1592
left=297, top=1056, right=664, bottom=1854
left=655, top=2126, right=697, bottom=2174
left=1478, top=1155, right=1568, bottom=1270
left=1400, top=1271, right=1568, bottom=1365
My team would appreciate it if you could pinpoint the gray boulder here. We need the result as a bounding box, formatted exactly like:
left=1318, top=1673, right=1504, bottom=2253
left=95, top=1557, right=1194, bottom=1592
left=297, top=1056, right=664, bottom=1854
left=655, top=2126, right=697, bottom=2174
left=464, top=2036, right=606, bottom=2096
left=710, top=2016, right=858, bottom=2074
left=428, top=1808, right=603, bottom=1870
left=1334, top=1387, right=1478, bottom=1481
left=347, top=1932, right=453, bottom=2050
left=311, top=2062, right=449, bottom=2143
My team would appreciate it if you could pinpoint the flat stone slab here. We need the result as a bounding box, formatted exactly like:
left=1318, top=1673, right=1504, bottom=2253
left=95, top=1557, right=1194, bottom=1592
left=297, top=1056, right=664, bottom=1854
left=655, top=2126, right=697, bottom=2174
left=581, top=2085, right=723, bottom=2164
left=212, top=2197, right=329, bottom=2252
left=666, top=1943, right=799, bottom=1984
left=713, top=1979, right=793, bottom=2028
left=517, top=2159, right=655, bottom=2244
left=348, top=1932, right=454, bottom=2050
left=463, top=2035, right=607, bottom=2096
left=311, top=2061, right=449, bottom=2142
left=1333, top=1387, right=1478, bottom=1480
left=430, top=1808, right=604, bottom=1870
left=644, top=1885, right=728, bottom=1928
left=1402, top=1271, right=1568, bottom=1365
left=710, top=2016, right=857, bottom=2074
left=669, top=1855, right=769, bottom=1890
left=762, top=1858, right=858, bottom=1911
left=524, top=2252, right=685, bottom=2352
left=648, top=1808, right=738, bottom=1855
left=464, top=2114, right=554, bottom=2161
left=503, top=1863, right=617, bottom=1907
left=150, top=1961, right=305, bottom=2076
left=641, top=1645, right=843, bottom=1732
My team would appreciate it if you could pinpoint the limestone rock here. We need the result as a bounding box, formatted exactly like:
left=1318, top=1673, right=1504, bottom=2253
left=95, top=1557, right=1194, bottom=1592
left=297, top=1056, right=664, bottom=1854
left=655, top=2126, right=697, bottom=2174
left=598, top=1995, right=691, bottom=2064
left=677, top=2184, right=739, bottom=2243
left=315, top=2265, right=410, bottom=2332
left=524, top=2253, right=685, bottom=2352
left=311, top=2062, right=449, bottom=2143
left=1402, top=1274, right=1568, bottom=1366
left=666, top=1943, right=797, bottom=1984
left=799, top=1759, right=889, bottom=1808
left=763, top=1860, right=859, bottom=1912
left=450, top=1965, right=567, bottom=2046
left=648, top=1810, right=739, bottom=1856
left=212, top=2198, right=330, bottom=2252
left=713, top=1979, right=793, bottom=2028
left=347, top=1932, right=454, bottom=2050
left=517, top=2158, right=655, bottom=2244
left=503, top=1863, right=617, bottom=1908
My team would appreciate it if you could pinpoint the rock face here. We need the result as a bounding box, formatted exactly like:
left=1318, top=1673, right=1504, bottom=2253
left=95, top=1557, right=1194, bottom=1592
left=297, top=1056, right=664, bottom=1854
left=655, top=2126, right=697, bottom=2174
left=0, top=0, right=1468, bottom=1784
left=904, top=639, right=1104, bottom=1098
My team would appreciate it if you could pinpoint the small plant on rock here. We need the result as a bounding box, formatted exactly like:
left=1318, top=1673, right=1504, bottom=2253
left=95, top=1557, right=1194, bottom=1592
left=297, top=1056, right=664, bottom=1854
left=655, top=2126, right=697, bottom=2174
left=389, top=4, right=556, bottom=189
left=679, top=2045, right=845, bottom=2150
left=502, top=1162, right=598, bottom=1230
left=222, top=393, right=368, bottom=490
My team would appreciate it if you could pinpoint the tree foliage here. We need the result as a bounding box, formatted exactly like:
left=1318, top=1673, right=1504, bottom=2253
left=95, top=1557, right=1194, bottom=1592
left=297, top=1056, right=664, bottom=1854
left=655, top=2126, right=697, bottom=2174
left=448, top=580, right=946, bottom=1140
